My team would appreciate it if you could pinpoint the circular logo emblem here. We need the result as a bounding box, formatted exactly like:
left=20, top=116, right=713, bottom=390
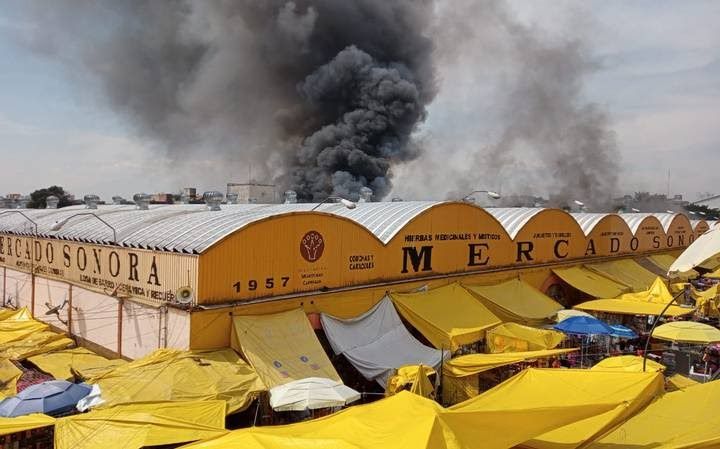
left=273, top=360, right=283, bottom=368
left=299, top=355, right=309, bottom=363
left=300, top=231, right=325, bottom=262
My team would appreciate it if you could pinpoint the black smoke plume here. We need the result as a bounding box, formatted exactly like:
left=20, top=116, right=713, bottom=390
left=18, top=0, right=436, bottom=201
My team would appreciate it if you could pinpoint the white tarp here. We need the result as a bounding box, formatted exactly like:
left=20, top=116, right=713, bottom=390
left=321, top=297, right=448, bottom=388
left=269, top=377, right=360, bottom=411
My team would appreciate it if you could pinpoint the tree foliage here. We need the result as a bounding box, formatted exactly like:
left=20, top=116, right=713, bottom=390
left=27, top=186, right=74, bottom=209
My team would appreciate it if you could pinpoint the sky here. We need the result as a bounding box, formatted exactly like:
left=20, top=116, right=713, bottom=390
left=0, top=0, right=718, bottom=202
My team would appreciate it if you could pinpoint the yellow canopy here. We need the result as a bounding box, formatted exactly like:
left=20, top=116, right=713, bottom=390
left=652, top=321, right=720, bottom=343
left=619, top=277, right=674, bottom=304
left=555, top=309, right=593, bottom=322
left=390, top=283, right=501, bottom=351
left=0, top=331, right=73, bottom=360
left=648, top=254, right=699, bottom=280
left=486, top=322, right=565, bottom=353
left=574, top=298, right=693, bottom=317
left=693, top=285, right=720, bottom=318
left=54, top=401, right=228, bottom=449
left=552, top=267, right=628, bottom=298
left=87, top=348, right=265, bottom=414
left=590, top=355, right=665, bottom=372
left=586, top=259, right=658, bottom=292
left=0, top=414, right=54, bottom=436
left=464, top=279, right=563, bottom=326
left=0, top=319, right=48, bottom=345
left=387, top=365, right=436, bottom=396
left=233, top=308, right=340, bottom=387
left=589, top=379, right=720, bottom=449
left=182, top=390, right=620, bottom=449
left=443, top=348, right=579, bottom=377
left=0, top=359, right=22, bottom=398
left=0, top=308, right=33, bottom=322
left=454, top=368, right=664, bottom=449
left=666, top=374, right=698, bottom=391
left=708, top=266, right=720, bottom=278
left=28, top=347, right=126, bottom=381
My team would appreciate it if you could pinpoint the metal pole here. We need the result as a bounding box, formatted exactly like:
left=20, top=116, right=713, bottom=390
left=643, top=290, right=686, bottom=372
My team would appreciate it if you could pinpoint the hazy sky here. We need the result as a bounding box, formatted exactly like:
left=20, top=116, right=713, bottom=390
left=0, top=0, right=718, bottom=202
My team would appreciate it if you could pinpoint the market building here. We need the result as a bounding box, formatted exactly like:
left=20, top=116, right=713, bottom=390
left=0, top=201, right=709, bottom=360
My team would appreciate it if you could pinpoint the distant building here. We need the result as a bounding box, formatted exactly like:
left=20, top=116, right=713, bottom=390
left=613, top=192, right=689, bottom=213
left=693, top=194, right=720, bottom=210
left=151, top=193, right=173, bottom=204
left=226, top=183, right=276, bottom=204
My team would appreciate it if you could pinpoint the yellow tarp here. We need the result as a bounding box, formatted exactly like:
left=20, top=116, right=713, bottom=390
left=0, top=317, right=48, bottom=345
left=648, top=254, right=699, bottom=280
left=708, top=266, right=720, bottom=278
left=0, top=331, right=73, bottom=360
left=87, top=348, right=265, bottom=414
left=620, top=277, right=674, bottom=303
left=692, top=285, right=720, bottom=318
left=587, top=259, right=659, bottom=292
left=443, top=348, right=579, bottom=377
left=182, top=390, right=620, bottom=449
left=28, top=347, right=126, bottom=381
left=0, top=414, right=54, bottom=436
left=233, top=308, right=340, bottom=387
left=591, top=355, right=665, bottom=372
left=553, top=267, right=628, bottom=298
left=387, top=365, right=436, bottom=396
left=486, top=322, right=565, bottom=353
left=0, top=359, right=22, bottom=398
left=666, top=374, right=698, bottom=391
left=390, top=283, right=501, bottom=351
left=464, top=279, right=563, bottom=326
left=589, top=380, right=720, bottom=449
left=55, top=401, right=227, bottom=449
left=0, top=308, right=33, bottom=322
left=453, top=368, right=664, bottom=449
left=574, top=298, right=693, bottom=317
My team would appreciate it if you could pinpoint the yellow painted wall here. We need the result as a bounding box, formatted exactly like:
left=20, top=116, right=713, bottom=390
left=510, top=209, right=586, bottom=265
left=632, top=216, right=666, bottom=252
left=584, top=216, right=633, bottom=257
left=694, top=220, right=710, bottom=238
left=665, top=215, right=693, bottom=249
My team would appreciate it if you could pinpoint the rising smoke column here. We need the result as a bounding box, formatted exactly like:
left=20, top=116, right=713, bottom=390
left=18, top=0, right=436, bottom=201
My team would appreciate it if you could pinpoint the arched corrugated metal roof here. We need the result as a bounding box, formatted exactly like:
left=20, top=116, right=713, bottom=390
left=619, top=213, right=663, bottom=234
left=0, top=202, right=441, bottom=253
left=484, top=208, right=545, bottom=239
left=570, top=213, right=614, bottom=236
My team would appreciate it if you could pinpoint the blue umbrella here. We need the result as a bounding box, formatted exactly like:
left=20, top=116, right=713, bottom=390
left=554, top=316, right=614, bottom=335
left=0, top=380, right=91, bottom=417
left=609, top=324, right=638, bottom=339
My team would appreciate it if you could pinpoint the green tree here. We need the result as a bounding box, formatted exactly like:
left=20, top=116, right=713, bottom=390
left=27, top=186, right=74, bottom=209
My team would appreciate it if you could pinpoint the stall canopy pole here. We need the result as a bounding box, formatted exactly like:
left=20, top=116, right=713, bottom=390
left=643, top=290, right=685, bottom=372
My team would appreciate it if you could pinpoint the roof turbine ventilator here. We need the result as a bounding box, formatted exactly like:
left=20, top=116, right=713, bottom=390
left=203, top=191, right=224, bottom=211
left=84, top=194, right=100, bottom=209
left=45, top=195, right=59, bottom=209
left=284, top=190, right=297, bottom=204
left=133, top=193, right=152, bottom=210
left=358, top=187, right=373, bottom=203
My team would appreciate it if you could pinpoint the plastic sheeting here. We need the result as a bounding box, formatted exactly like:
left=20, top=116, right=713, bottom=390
left=181, top=390, right=619, bottom=449
left=233, top=308, right=340, bottom=388
left=465, top=279, right=563, bottom=326
left=85, top=348, right=265, bottom=414
left=54, top=400, right=228, bottom=449
left=0, top=331, right=73, bottom=361
left=0, top=359, right=22, bottom=398
left=390, top=283, right=501, bottom=351
left=589, top=380, right=720, bottom=449
left=321, top=298, right=447, bottom=387
left=28, top=348, right=126, bottom=381
left=666, top=374, right=698, bottom=391
left=443, top=348, right=579, bottom=377
left=387, top=365, right=436, bottom=396
left=669, top=227, right=720, bottom=274
left=590, top=355, right=665, bottom=372
left=647, top=254, right=698, bottom=280
left=456, top=368, right=664, bottom=449
left=620, top=277, right=674, bottom=304
left=0, top=319, right=48, bottom=345
left=587, top=259, right=659, bottom=292
left=486, top=322, right=565, bottom=353
left=553, top=267, right=629, bottom=298
left=0, top=413, right=54, bottom=436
